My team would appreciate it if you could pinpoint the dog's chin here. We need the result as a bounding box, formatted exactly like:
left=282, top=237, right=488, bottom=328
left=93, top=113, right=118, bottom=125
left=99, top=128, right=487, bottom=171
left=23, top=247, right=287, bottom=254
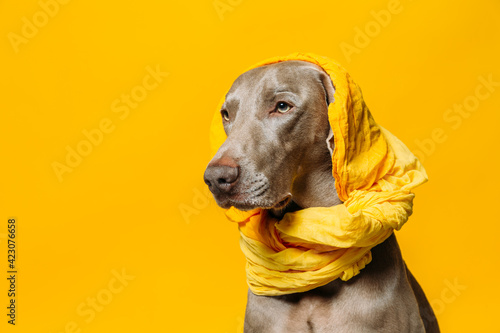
left=216, top=194, right=292, bottom=212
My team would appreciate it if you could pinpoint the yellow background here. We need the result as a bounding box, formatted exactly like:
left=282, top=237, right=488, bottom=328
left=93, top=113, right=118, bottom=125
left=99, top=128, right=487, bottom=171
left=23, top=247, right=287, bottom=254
left=1, top=0, right=499, bottom=332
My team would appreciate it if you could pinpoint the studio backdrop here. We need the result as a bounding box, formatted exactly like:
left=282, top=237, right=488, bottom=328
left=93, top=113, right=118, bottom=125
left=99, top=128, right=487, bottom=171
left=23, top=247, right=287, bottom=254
left=1, top=0, right=499, bottom=332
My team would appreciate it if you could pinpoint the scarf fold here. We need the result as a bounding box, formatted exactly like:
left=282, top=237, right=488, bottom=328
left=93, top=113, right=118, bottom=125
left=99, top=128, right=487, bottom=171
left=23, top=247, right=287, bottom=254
left=210, top=53, right=428, bottom=296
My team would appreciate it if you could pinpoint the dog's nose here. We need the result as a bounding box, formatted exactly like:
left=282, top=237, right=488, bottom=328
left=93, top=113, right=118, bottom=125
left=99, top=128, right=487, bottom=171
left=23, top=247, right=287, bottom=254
left=204, top=157, right=240, bottom=194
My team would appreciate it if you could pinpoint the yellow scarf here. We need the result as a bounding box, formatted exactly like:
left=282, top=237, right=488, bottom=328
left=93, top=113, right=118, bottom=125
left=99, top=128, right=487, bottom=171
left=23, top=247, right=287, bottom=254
left=209, top=53, right=428, bottom=296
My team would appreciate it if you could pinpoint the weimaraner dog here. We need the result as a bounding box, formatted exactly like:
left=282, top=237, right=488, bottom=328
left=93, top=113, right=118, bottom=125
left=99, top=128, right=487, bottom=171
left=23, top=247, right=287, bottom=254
left=204, top=61, right=439, bottom=332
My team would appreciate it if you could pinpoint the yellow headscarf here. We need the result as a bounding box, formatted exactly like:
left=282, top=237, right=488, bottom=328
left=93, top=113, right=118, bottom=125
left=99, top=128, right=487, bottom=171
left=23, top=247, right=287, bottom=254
left=209, top=53, right=428, bottom=296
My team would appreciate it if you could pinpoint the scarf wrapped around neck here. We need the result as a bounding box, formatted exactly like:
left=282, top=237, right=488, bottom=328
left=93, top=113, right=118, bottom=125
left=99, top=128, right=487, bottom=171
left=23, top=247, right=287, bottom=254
left=209, top=53, right=428, bottom=296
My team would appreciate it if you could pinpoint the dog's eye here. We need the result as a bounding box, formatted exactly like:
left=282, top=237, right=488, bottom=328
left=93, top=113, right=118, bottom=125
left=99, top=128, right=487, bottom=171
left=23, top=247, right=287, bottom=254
left=221, top=110, right=230, bottom=121
left=276, top=102, right=291, bottom=113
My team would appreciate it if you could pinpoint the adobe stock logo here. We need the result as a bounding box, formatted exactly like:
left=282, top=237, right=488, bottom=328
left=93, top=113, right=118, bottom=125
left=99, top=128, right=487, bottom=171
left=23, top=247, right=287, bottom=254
left=340, top=0, right=405, bottom=63
left=52, top=65, right=168, bottom=182
left=412, top=74, right=498, bottom=164
left=178, top=185, right=215, bottom=224
left=7, top=0, right=71, bottom=54
left=213, top=0, right=243, bottom=21
left=55, top=268, right=135, bottom=333
left=429, top=278, right=466, bottom=317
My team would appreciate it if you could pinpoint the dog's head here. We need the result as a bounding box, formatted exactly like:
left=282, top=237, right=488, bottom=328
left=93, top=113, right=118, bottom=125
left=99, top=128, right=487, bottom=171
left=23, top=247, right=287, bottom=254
left=204, top=61, right=338, bottom=211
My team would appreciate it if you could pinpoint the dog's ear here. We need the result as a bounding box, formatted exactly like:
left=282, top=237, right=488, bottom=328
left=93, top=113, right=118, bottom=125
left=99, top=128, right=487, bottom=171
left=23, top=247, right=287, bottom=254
left=308, top=65, right=336, bottom=106
left=307, top=64, right=336, bottom=155
left=319, top=71, right=335, bottom=107
left=318, top=70, right=336, bottom=156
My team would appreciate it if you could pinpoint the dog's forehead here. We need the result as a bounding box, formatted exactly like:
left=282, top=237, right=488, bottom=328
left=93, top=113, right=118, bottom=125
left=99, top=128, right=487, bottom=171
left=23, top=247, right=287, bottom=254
left=227, top=61, right=323, bottom=96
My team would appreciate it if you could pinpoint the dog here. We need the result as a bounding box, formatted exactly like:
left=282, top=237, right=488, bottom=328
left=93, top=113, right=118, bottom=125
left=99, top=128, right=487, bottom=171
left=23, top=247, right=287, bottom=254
left=204, top=60, right=439, bottom=332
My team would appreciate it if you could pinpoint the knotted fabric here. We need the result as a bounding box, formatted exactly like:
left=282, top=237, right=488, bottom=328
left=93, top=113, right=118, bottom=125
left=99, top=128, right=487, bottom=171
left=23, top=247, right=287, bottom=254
left=209, top=53, right=428, bottom=296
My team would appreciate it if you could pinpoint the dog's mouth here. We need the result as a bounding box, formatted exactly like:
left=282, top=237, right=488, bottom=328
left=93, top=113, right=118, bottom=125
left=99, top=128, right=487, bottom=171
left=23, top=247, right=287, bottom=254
left=271, top=195, right=292, bottom=210
left=219, top=194, right=292, bottom=211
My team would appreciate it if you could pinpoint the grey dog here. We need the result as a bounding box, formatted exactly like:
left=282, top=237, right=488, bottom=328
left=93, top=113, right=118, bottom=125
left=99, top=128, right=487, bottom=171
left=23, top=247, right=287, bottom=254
left=204, top=60, right=439, bottom=332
